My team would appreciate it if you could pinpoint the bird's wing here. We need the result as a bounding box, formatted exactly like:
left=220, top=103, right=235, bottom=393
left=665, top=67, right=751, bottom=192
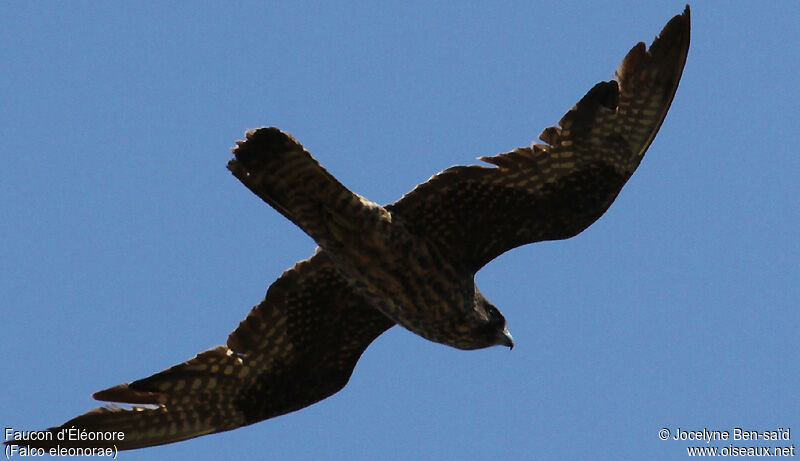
left=387, top=7, right=690, bottom=273
left=6, top=253, right=393, bottom=451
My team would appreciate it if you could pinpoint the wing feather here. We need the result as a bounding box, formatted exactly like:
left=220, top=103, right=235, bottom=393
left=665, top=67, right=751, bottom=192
left=387, top=7, right=690, bottom=272
left=5, top=7, right=690, bottom=452
left=6, top=253, right=393, bottom=451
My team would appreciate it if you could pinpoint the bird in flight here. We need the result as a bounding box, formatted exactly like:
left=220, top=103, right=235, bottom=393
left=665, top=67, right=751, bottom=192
left=8, top=7, right=689, bottom=451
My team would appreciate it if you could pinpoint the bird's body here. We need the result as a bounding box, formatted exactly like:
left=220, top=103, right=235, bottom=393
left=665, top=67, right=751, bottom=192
left=7, top=7, right=690, bottom=451
left=229, top=128, right=511, bottom=350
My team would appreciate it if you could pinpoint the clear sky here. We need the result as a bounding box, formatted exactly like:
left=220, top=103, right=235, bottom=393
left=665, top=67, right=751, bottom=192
left=2, top=2, right=798, bottom=460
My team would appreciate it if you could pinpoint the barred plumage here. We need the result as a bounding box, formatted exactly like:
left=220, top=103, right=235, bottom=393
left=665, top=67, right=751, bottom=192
left=7, top=7, right=689, bottom=452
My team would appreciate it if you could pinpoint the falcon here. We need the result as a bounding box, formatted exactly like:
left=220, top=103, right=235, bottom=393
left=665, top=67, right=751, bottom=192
left=7, top=7, right=689, bottom=451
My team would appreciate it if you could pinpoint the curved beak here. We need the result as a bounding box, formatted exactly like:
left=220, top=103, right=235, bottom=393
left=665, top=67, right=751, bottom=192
left=498, top=326, right=514, bottom=349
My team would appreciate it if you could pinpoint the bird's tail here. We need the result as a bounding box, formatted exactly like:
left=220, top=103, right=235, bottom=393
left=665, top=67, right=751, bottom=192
left=228, top=128, right=389, bottom=253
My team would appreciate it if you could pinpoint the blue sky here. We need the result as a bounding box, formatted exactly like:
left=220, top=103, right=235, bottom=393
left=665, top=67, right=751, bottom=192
left=2, top=2, right=797, bottom=459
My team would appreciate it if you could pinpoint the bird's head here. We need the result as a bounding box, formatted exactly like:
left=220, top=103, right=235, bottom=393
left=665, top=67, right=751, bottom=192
left=472, top=288, right=514, bottom=350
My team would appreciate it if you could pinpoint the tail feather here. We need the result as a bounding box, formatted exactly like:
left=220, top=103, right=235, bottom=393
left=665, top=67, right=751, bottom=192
left=227, top=127, right=388, bottom=253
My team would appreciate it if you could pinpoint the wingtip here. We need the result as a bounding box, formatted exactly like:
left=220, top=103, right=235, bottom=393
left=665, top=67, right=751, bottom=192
left=93, top=383, right=162, bottom=405
left=616, top=5, right=690, bottom=81
left=661, top=5, right=691, bottom=52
